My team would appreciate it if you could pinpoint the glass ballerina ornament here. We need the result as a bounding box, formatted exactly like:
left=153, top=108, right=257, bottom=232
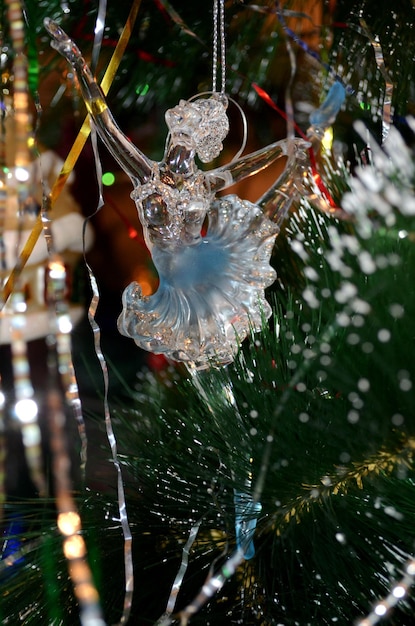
left=44, top=18, right=309, bottom=370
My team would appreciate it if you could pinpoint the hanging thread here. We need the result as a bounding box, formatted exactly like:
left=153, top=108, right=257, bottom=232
left=212, top=0, right=226, bottom=93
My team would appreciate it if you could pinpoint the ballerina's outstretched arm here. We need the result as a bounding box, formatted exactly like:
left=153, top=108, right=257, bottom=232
left=206, top=137, right=309, bottom=193
left=44, top=18, right=153, bottom=185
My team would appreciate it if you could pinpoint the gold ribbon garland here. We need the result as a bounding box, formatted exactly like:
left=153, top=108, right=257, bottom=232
left=1, top=0, right=142, bottom=308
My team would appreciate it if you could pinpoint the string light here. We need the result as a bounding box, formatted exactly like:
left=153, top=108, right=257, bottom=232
left=41, top=227, right=106, bottom=624
left=14, top=398, right=38, bottom=424
left=10, top=288, right=46, bottom=495
left=355, top=557, right=415, bottom=625
left=14, top=166, right=30, bottom=182
left=47, top=389, right=106, bottom=625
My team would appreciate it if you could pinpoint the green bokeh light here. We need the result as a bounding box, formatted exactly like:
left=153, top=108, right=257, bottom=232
left=135, top=83, right=150, bottom=96
left=102, top=171, right=116, bottom=186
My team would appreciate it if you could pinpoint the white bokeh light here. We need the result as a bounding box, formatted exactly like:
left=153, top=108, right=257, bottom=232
left=14, top=398, right=38, bottom=423
left=14, top=166, right=30, bottom=182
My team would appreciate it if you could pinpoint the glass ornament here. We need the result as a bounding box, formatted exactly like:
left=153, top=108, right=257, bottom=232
left=45, top=18, right=309, bottom=369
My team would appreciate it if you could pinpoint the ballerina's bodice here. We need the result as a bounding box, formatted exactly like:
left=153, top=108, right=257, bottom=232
left=132, top=144, right=214, bottom=251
